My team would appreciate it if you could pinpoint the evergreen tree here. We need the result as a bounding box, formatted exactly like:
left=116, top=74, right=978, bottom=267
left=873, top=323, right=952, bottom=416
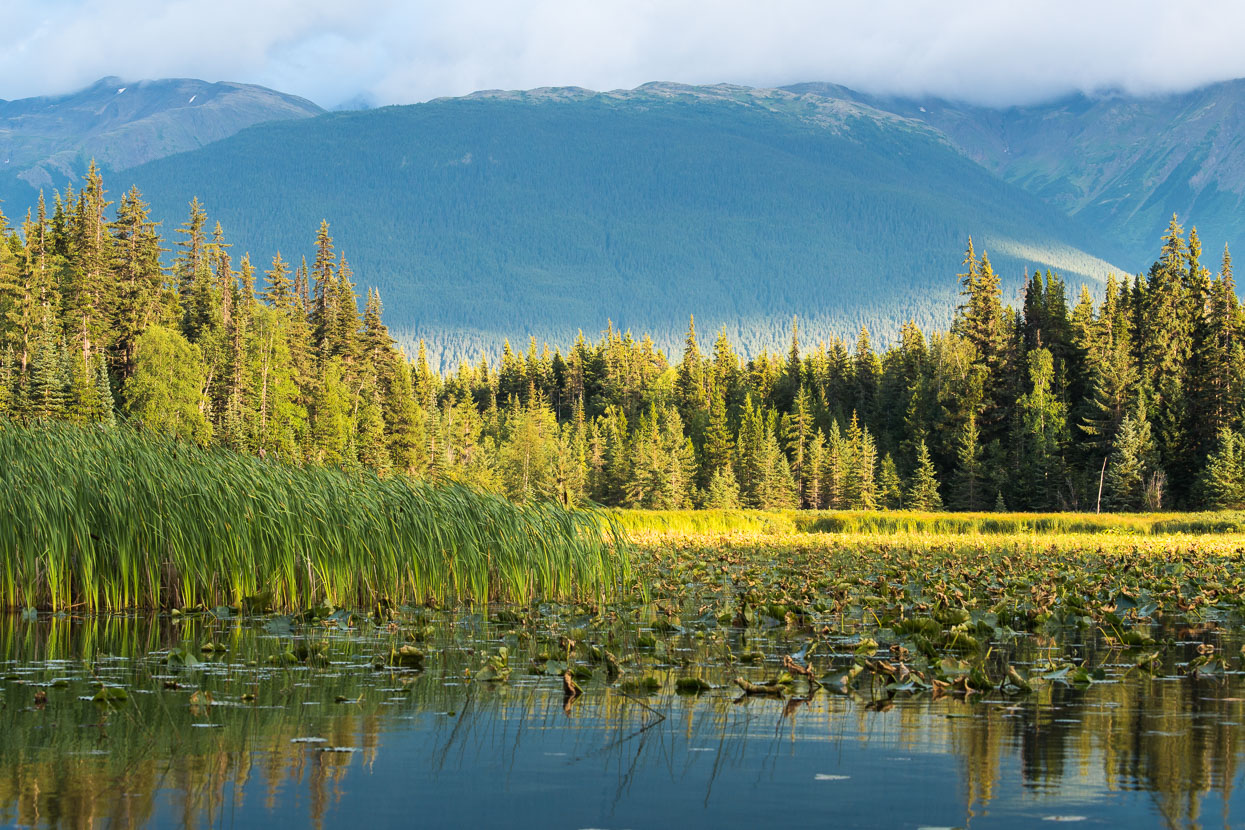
left=498, top=395, right=559, bottom=503
left=906, top=440, right=943, bottom=510
left=782, top=385, right=814, bottom=501
left=1201, top=428, right=1245, bottom=509
left=701, top=386, right=735, bottom=486
left=805, top=428, right=826, bottom=509
left=878, top=454, right=904, bottom=509
left=23, top=316, right=69, bottom=421
left=1104, top=401, right=1160, bottom=511
left=385, top=358, right=425, bottom=475
left=952, top=412, right=984, bottom=510
left=1016, top=348, right=1068, bottom=509
left=703, top=465, right=742, bottom=509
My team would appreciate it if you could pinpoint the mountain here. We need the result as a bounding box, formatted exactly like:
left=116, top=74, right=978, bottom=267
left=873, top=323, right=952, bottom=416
left=0, top=76, right=322, bottom=204
left=788, top=80, right=1245, bottom=260
left=105, top=83, right=1123, bottom=367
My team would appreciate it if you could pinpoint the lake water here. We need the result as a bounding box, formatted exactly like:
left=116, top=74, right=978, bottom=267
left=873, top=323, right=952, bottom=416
left=1, top=610, right=1241, bottom=829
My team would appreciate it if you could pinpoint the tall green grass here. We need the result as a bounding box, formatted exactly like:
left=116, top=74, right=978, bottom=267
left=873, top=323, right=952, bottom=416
left=0, top=422, right=628, bottom=611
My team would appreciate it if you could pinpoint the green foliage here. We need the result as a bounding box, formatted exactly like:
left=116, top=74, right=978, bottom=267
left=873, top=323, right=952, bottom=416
left=907, top=440, right=943, bottom=511
left=1105, top=402, right=1161, bottom=511
left=0, top=422, right=627, bottom=611
left=1201, top=428, right=1245, bottom=509
left=125, top=325, right=211, bottom=444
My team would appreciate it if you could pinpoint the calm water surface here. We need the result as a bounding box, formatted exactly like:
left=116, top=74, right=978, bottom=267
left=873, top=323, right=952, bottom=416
left=0, top=610, right=1242, bottom=829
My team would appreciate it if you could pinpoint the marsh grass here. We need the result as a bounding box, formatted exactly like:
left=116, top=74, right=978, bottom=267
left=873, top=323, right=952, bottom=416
left=613, top=508, right=1245, bottom=536
left=0, top=422, right=628, bottom=611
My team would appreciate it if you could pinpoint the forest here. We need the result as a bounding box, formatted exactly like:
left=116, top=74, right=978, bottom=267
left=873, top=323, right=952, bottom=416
left=2, top=165, right=1244, bottom=512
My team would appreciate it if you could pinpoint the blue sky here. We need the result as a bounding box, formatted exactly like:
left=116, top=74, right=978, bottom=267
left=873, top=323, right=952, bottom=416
left=4, top=0, right=1244, bottom=108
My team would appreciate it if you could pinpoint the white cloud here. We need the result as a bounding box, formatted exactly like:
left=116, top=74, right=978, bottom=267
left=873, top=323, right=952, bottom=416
left=4, top=0, right=1245, bottom=107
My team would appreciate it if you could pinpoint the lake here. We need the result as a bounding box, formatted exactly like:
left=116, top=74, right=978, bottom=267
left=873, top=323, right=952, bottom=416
left=1, top=607, right=1240, bottom=829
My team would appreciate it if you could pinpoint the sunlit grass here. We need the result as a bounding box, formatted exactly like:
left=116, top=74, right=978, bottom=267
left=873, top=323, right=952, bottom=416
left=612, top=508, right=1245, bottom=537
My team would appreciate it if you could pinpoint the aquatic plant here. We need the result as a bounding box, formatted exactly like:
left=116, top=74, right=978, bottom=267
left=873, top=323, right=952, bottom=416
left=0, top=422, right=628, bottom=611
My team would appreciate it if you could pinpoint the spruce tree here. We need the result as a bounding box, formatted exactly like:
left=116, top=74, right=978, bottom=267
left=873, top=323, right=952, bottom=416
left=1016, top=348, right=1068, bottom=509
left=703, top=465, right=742, bottom=509
left=1201, top=428, right=1245, bottom=509
left=701, top=386, right=735, bottom=487
left=878, top=454, right=903, bottom=510
left=1104, top=401, right=1160, bottom=511
left=907, top=440, right=943, bottom=511
left=952, top=412, right=984, bottom=510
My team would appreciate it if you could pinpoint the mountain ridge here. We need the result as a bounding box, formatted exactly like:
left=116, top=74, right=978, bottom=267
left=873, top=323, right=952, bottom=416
left=0, top=76, right=322, bottom=198
left=108, top=83, right=1125, bottom=367
left=785, top=78, right=1245, bottom=257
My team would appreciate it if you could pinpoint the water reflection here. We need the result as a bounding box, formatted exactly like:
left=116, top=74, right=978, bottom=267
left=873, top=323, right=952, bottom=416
left=0, top=612, right=1242, bottom=828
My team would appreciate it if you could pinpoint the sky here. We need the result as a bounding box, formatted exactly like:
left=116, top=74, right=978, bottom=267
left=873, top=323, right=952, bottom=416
left=4, top=0, right=1245, bottom=109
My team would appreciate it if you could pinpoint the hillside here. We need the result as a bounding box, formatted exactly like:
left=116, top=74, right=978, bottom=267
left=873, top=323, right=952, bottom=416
left=110, top=83, right=1123, bottom=367
left=0, top=76, right=322, bottom=204
left=788, top=80, right=1245, bottom=259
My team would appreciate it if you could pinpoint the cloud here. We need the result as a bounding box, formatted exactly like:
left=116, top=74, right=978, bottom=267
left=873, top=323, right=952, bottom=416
left=4, top=0, right=1245, bottom=107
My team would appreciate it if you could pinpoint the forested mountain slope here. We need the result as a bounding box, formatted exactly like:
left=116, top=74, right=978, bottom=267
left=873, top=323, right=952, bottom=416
left=112, top=84, right=1123, bottom=366
left=788, top=79, right=1245, bottom=260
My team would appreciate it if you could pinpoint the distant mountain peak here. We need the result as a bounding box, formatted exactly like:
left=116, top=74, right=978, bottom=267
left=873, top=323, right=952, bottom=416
left=0, top=76, right=324, bottom=194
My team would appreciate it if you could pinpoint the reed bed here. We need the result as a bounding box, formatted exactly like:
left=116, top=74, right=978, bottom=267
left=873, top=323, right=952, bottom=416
left=0, top=422, right=628, bottom=611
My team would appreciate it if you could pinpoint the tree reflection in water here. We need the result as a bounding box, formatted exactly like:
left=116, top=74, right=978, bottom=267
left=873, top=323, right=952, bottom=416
left=0, top=612, right=1241, bottom=828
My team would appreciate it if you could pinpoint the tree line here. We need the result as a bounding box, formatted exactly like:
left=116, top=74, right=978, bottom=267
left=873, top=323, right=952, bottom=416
left=3, top=167, right=1245, bottom=511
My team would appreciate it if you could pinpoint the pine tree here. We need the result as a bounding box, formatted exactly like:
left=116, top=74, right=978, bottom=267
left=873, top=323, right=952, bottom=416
left=1104, top=401, right=1160, bottom=511
left=736, top=395, right=766, bottom=506
left=354, top=383, right=391, bottom=475
left=675, top=315, right=707, bottom=416
left=701, top=386, right=735, bottom=487
left=23, top=316, right=69, bottom=421
left=109, top=186, right=166, bottom=380
left=309, top=356, right=351, bottom=464
left=782, top=385, right=813, bottom=501
left=498, top=394, right=559, bottom=503
left=703, top=465, right=742, bottom=509
left=854, top=326, right=881, bottom=425
left=385, top=358, right=425, bottom=475
left=753, top=427, right=798, bottom=509
left=1201, top=428, right=1245, bottom=509
left=1016, top=348, right=1068, bottom=509
left=823, top=420, right=848, bottom=508
left=906, top=440, right=943, bottom=510
left=552, top=410, right=589, bottom=507
left=878, top=454, right=904, bottom=509
left=842, top=411, right=876, bottom=509
left=805, top=428, right=826, bottom=509
left=952, top=412, right=984, bottom=510
left=262, top=252, right=297, bottom=313
left=309, top=220, right=338, bottom=360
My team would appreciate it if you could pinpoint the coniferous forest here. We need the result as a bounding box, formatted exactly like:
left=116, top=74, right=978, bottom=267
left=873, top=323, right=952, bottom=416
left=4, top=166, right=1245, bottom=512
